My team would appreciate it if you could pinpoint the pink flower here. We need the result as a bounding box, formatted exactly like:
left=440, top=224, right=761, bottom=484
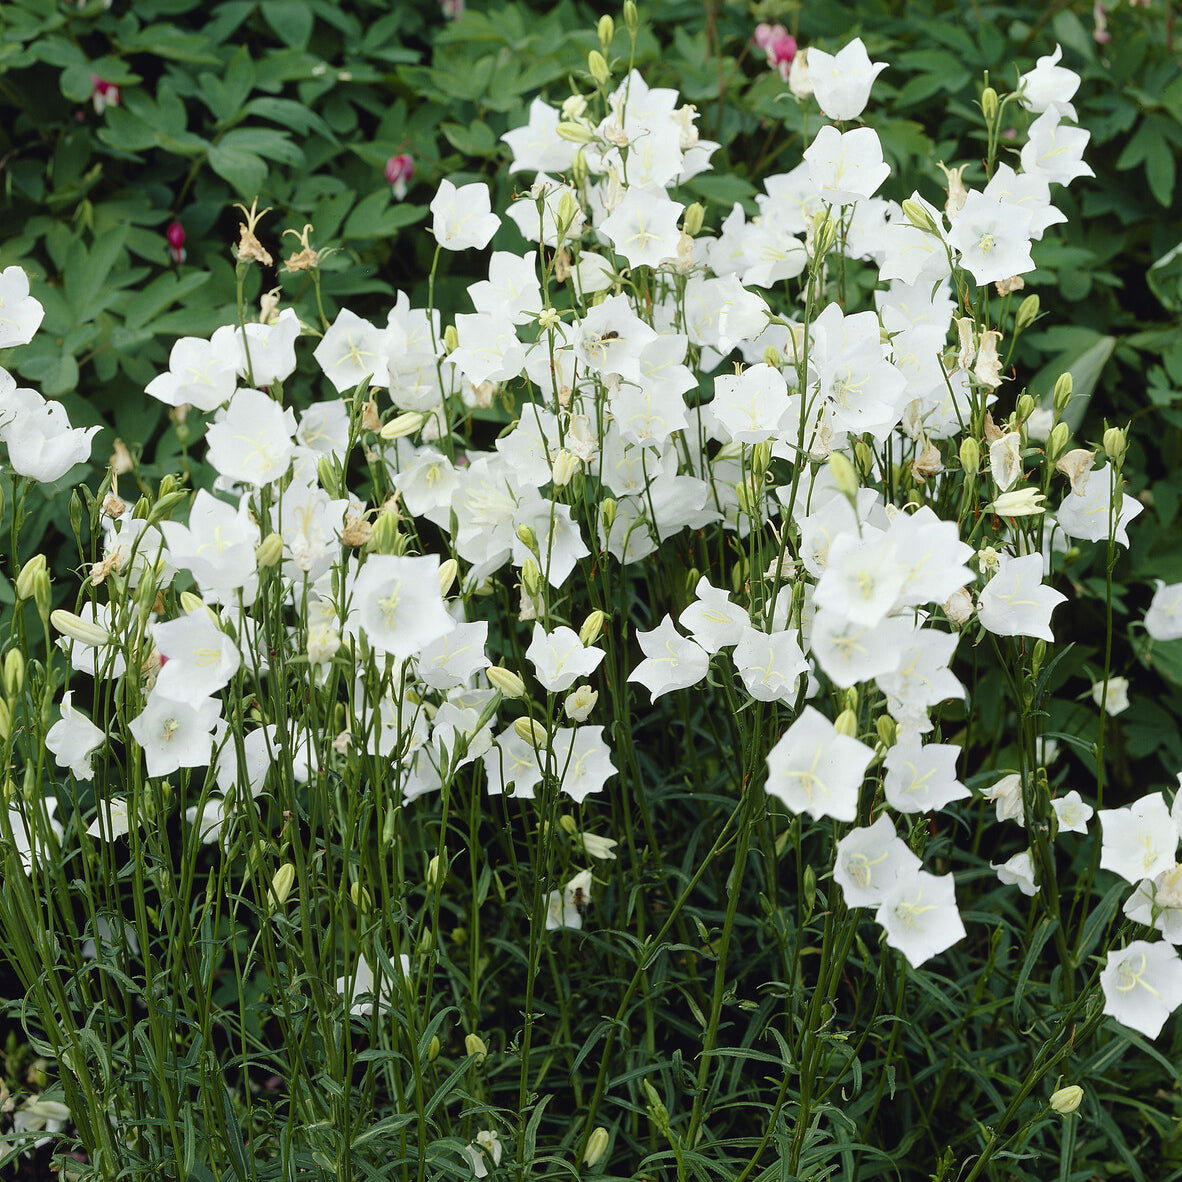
left=754, top=23, right=796, bottom=80
left=166, top=220, right=186, bottom=264
left=440, top=0, right=463, bottom=18
left=90, top=74, right=120, bottom=114
left=1093, top=0, right=1112, bottom=42
left=385, top=154, right=415, bottom=200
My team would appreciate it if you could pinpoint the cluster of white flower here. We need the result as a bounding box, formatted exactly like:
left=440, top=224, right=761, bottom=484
left=3, top=33, right=1179, bottom=1041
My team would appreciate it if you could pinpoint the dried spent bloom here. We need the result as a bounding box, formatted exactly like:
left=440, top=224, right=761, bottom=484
left=283, top=224, right=320, bottom=272
left=233, top=197, right=273, bottom=266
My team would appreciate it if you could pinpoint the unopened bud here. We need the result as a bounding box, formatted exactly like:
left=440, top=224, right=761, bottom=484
left=50, top=609, right=111, bottom=648
left=556, top=192, right=578, bottom=237
left=15, top=555, right=47, bottom=604
left=1050, top=1085, right=1083, bottom=1115
left=513, top=716, right=549, bottom=747
left=521, top=558, right=542, bottom=597
left=557, top=121, right=596, bottom=144
left=682, top=202, right=704, bottom=237
left=1053, top=372, right=1073, bottom=412
left=623, top=0, right=638, bottom=34
left=583, top=1126, right=610, bottom=1167
left=1046, top=421, right=1070, bottom=464
left=834, top=708, right=858, bottom=738
left=551, top=449, right=579, bottom=488
left=762, top=345, right=782, bottom=370
left=436, top=558, right=458, bottom=597
left=486, top=665, right=526, bottom=699
left=980, top=86, right=999, bottom=123
left=368, top=509, right=403, bottom=555
left=735, top=478, right=760, bottom=518
left=443, top=324, right=459, bottom=353
left=379, top=411, right=425, bottom=441
left=1103, top=425, right=1126, bottom=463
left=516, top=523, right=539, bottom=554
left=597, top=14, right=614, bottom=50
left=427, top=1035, right=441, bottom=1062
left=255, top=533, right=284, bottom=569
left=3, top=650, right=25, bottom=699
left=179, top=591, right=207, bottom=617
left=427, top=853, right=444, bottom=890
left=812, top=210, right=837, bottom=257
left=465, top=1033, right=488, bottom=1064
left=749, top=441, right=772, bottom=482
left=876, top=714, right=896, bottom=749
left=579, top=610, right=605, bottom=647
left=350, top=882, right=372, bottom=913
left=901, top=198, right=938, bottom=235
left=1016, top=393, right=1035, bottom=422
left=317, top=455, right=341, bottom=498
left=853, top=438, right=876, bottom=479
left=0, top=699, right=11, bottom=743
left=571, top=148, right=589, bottom=186
left=599, top=497, right=617, bottom=531
left=959, top=437, right=980, bottom=476
left=1032, top=638, right=1046, bottom=676
left=588, top=50, right=611, bottom=87
left=268, top=863, right=296, bottom=909
left=828, top=451, right=859, bottom=501
left=1015, top=293, right=1040, bottom=331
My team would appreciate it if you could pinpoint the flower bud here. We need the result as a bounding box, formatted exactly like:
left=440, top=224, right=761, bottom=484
left=551, top=449, right=580, bottom=488
left=828, top=451, right=859, bottom=501
left=762, top=345, right=782, bottom=370
left=959, top=437, right=980, bottom=476
left=990, top=488, right=1047, bottom=516
left=556, top=192, right=579, bottom=238
left=3, top=650, right=25, bottom=700
left=1046, top=420, right=1070, bottom=464
left=901, top=198, right=938, bottom=235
left=443, top=324, right=459, bottom=353
left=1016, top=393, right=1035, bottom=422
left=513, top=716, right=549, bottom=747
left=597, top=14, right=614, bottom=50
left=1014, top=293, right=1040, bottom=332
left=427, top=1035, right=441, bottom=1062
left=268, top=863, right=296, bottom=910
left=571, top=147, right=589, bottom=187
left=812, top=210, right=837, bottom=258
left=0, top=699, right=11, bottom=743
left=1050, top=1085, right=1083, bottom=1115
left=876, top=714, right=896, bottom=749
left=465, top=1033, right=488, bottom=1064
left=317, top=455, right=341, bottom=498
left=623, top=0, right=638, bottom=34
left=379, top=411, right=425, bottom=441
left=438, top=558, right=458, bottom=596
left=557, top=121, right=596, bottom=144
left=599, top=497, right=617, bottom=531
left=682, top=202, right=704, bottom=237
left=1103, top=425, right=1126, bottom=464
left=516, top=522, right=539, bottom=554
left=583, top=1126, right=610, bottom=1167
left=1053, top=372, right=1073, bottom=412
left=750, top=441, right=772, bottom=482
left=588, top=50, right=611, bottom=87
left=579, top=610, right=606, bottom=647
left=367, top=509, right=403, bottom=555
left=980, top=86, right=999, bottom=123
left=50, top=609, right=111, bottom=648
left=255, top=533, right=284, bottom=569
left=427, top=853, right=444, bottom=890
left=834, top=708, right=858, bottom=738
left=487, top=665, right=527, bottom=699
left=521, top=558, right=542, bottom=597
left=15, top=555, right=47, bottom=604
left=350, top=882, right=372, bottom=913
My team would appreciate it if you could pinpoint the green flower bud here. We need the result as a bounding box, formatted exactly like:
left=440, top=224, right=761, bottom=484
left=3, top=650, right=25, bottom=700
left=379, top=411, right=425, bottom=441
left=1053, top=372, right=1073, bottom=412
left=597, top=14, right=614, bottom=51
left=557, top=121, right=596, bottom=144
left=828, top=452, right=860, bottom=501
left=959, top=437, right=980, bottom=476
left=443, top=324, right=459, bottom=353
left=15, top=555, right=47, bottom=604
left=465, top=1033, right=488, bottom=1064
left=438, top=558, right=458, bottom=596
left=427, top=1035, right=441, bottom=1062
left=486, top=665, right=527, bottom=699
left=1014, top=293, right=1040, bottom=331
left=834, top=708, right=858, bottom=738
left=1103, top=425, right=1126, bottom=463
left=268, top=863, right=296, bottom=910
left=516, top=522, right=539, bottom=554
left=0, top=700, right=11, bottom=743
left=579, top=610, right=606, bottom=647
left=583, top=1126, right=610, bottom=1167
left=980, top=86, right=999, bottom=123
left=513, top=717, right=548, bottom=747
left=1046, top=421, right=1070, bottom=464
left=599, top=497, right=617, bottom=531
left=900, top=198, right=938, bottom=235
left=1050, top=1085, right=1083, bottom=1115
left=682, top=202, right=705, bottom=237
left=588, top=50, right=611, bottom=88
left=763, top=345, right=782, bottom=370
left=1016, top=393, right=1035, bottom=422
left=255, top=533, right=284, bottom=569
left=876, top=714, right=897, bottom=749
left=623, top=0, right=638, bottom=34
